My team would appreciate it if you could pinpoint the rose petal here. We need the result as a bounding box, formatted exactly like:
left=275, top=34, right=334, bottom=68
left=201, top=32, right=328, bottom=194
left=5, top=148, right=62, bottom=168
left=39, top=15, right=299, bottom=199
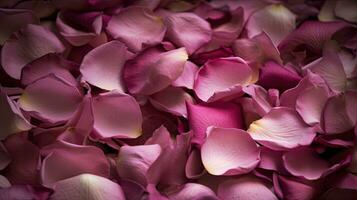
left=167, top=183, right=218, bottom=200
left=185, top=148, right=205, bottom=179
left=149, top=86, right=193, bottom=117
left=172, top=61, right=198, bottom=89
left=0, top=185, right=52, bottom=200
left=187, top=101, right=245, bottom=145
left=19, top=75, right=83, bottom=123
left=164, top=12, right=212, bottom=54
left=335, top=0, right=357, bottom=23
left=107, top=6, right=166, bottom=52
left=248, top=107, right=316, bottom=150
left=3, top=133, right=40, bottom=185
left=194, top=57, right=253, bottom=102
left=117, top=144, right=161, bottom=186
left=41, top=141, right=110, bottom=187
left=296, top=86, right=330, bottom=126
left=0, top=91, right=31, bottom=140
left=124, top=47, right=188, bottom=95
left=246, top=4, right=296, bottom=46
left=1, top=24, right=65, bottom=79
left=318, top=0, right=337, bottom=22
left=21, top=53, right=77, bottom=86
left=201, top=127, right=260, bottom=176
left=0, top=8, right=38, bottom=45
left=273, top=174, right=319, bottom=200
left=257, top=61, right=302, bottom=92
left=258, top=147, right=286, bottom=173
left=56, top=11, right=102, bottom=46
left=80, top=41, right=132, bottom=91
left=217, top=176, right=278, bottom=200
left=283, top=147, right=329, bottom=180
left=92, top=91, right=142, bottom=139
left=51, top=174, right=126, bottom=200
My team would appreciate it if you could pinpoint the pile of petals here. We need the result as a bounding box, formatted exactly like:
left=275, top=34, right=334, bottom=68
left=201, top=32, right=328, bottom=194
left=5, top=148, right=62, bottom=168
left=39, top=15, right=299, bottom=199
left=1, top=0, right=357, bottom=199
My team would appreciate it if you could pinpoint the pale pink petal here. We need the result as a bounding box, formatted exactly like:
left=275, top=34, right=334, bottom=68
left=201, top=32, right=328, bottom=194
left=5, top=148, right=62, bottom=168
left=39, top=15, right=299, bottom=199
left=124, top=47, right=188, bottom=95
left=164, top=12, right=212, bottom=54
left=273, top=174, right=319, bottom=200
left=51, top=174, right=126, bottom=200
left=107, top=7, right=166, bottom=52
left=0, top=91, right=31, bottom=140
left=92, top=91, right=142, bottom=139
left=41, top=141, right=110, bottom=187
left=243, top=84, right=273, bottom=116
left=117, top=144, right=161, bottom=186
left=187, top=102, right=245, bottom=145
left=246, top=4, right=296, bottom=46
left=248, top=107, right=316, bottom=150
left=201, top=127, right=260, bottom=176
left=217, top=176, right=278, bottom=200
left=296, top=86, right=330, bottom=126
left=194, top=57, right=253, bottom=102
left=258, top=147, right=286, bottom=173
left=232, top=32, right=282, bottom=65
left=283, top=147, right=329, bottom=180
left=172, top=61, right=199, bottom=89
left=149, top=86, right=193, bottom=117
left=80, top=41, right=132, bottom=91
left=1, top=24, right=65, bottom=79
left=335, top=0, right=357, bottom=23
left=19, top=75, right=83, bottom=123
left=21, top=53, right=77, bottom=86
left=3, top=133, right=40, bottom=185
left=323, top=94, right=354, bottom=134
left=280, top=71, right=327, bottom=108
left=167, top=183, right=218, bottom=200
left=0, top=8, right=38, bottom=45
left=303, top=47, right=347, bottom=93
left=56, top=11, right=102, bottom=46
left=185, top=148, right=205, bottom=179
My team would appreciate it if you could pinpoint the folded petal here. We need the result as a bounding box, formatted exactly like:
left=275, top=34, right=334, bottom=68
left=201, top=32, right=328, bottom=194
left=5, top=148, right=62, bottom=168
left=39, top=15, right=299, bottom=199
left=165, top=12, right=212, bottom=54
left=303, top=47, right=347, bottom=93
left=21, top=53, right=77, bottom=86
left=187, top=102, right=245, bottom=145
left=56, top=11, right=102, bottom=46
left=217, top=176, right=278, bottom=200
left=283, top=147, right=329, bottom=180
left=80, top=41, right=131, bottom=91
left=0, top=91, right=31, bottom=140
left=117, top=144, right=161, bottom=186
left=246, top=4, right=296, bottom=46
left=172, top=61, right=198, bottom=89
left=19, top=75, right=83, bottom=123
left=335, top=0, right=357, bottom=23
left=201, top=127, right=260, bottom=176
left=248, top=107, right=316, bottom=150
left=1, top=24, right=65, bottom=79
left=167, top=183, right=218, bottom=200
left=0, top=8, right=38, bottom=45
left=258, top=61, right=302, bottom=92
left=194, top=57, right=253, bottom=102
left=185, top=148, right=205, bottom=179
left=124, top=47, right=188, bottom=95
left=107, top=7, right=166, bottom=52
left=296, top=86, right=330, bottom=126
left=51, top=174, right=126, bottom=200
left=3, top=133, right=40, bottom=185
left=273, top=174, right=319, bottom=200
left=92, top=91, right=142, bottom=139
left=149, top=86, right=193, bottom=117
left=41, top=141, right=110, bottom=187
